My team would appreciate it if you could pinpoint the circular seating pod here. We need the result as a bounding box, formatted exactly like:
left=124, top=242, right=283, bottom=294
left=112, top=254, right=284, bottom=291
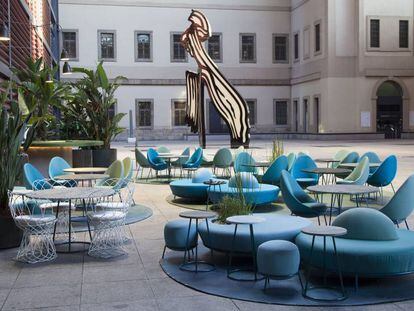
left=198, top=214, right=311, bottom=253
left=207, top=172, right=280, bottom=206
left=169, top=169, right=226, bottom=201
left=295, top=208, right=414, bottom=278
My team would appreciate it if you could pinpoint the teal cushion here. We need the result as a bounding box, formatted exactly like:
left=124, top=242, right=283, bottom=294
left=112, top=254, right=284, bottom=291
left=332, top=208, right=398, bottom=241
left=228, top=172, right=259, bottom=189
left=192, top=169, right=214, bottom=183
left=164, top=219, right=197, bottom=251
left=257, top=240, right=300, bottom=277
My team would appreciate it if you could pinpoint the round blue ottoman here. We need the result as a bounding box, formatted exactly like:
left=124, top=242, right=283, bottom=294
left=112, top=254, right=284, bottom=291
left=257, top=240, right=302, bottom=290
left=163, top=219, right=197, bottom=258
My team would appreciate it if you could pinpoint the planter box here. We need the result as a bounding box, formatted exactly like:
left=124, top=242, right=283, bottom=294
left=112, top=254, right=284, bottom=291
left=0, top=215, right=22, bottom=249
left=92, top=149, right=117, bottom=167
left=72, top=149, right=93, bottom=167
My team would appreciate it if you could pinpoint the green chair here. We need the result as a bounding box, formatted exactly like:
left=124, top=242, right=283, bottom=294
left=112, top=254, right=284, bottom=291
left=157, top=146, right=171, bottom=154
left=135, top=148, right=153, bottom=180
left=331, top=150, right=350, bottom=169
left=337, top=157, right=369, bottom=186
left=213, top=148, right=233, bottom=177
left=287, top=153, right=296, bottom=172
left=172, top=147, right=190, bottom=176
left=96, top=160, right=124, bottom=189
left=122, top=157, right=133, bottom=180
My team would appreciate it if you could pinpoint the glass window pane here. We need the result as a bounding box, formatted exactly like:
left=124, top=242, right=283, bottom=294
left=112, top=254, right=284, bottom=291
left=370, top=19, right=380, bottom=48
left=173, top=101, right=187, bottom=126
left=294, top=34, right=299, bottom=59
left=136, top=33, right=151, bottom=60
left=246, top=100, right=255, bottom=125
left=241, top=35, right=255, bottom=61
left=275, top=101, right=288, bottom=125
left=172, top=34, right=186, bottom=61
left=136, top=101, right=152, bottom=127
left=315, top=24, right=321, bottom=52
left=63, top=32, right=77, bottom=59
left=399, top=20, right=409, bottom=48
left=208, top=34, right=221, bottom=61
left=274, top=35, right=287, bottom=61
left=100, top=32, right=115, bottom=59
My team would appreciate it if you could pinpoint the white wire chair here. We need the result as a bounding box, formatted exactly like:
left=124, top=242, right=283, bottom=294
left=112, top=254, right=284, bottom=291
left=32, top=179, right=74, bottom=243
left=87, top=180, right=134, bottom=258
left=9, top=191, right=57, bottom=264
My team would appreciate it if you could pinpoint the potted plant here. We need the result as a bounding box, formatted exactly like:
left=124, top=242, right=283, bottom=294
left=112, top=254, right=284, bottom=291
left=70, top=62, right=127, bottom=167
left=0, top=87, right=36, bottom=248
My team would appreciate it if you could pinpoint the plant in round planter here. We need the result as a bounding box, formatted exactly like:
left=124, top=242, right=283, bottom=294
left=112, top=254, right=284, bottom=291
left=68, top=62, right=127, bottom=167
left=0, top=87, right=37, bottom=248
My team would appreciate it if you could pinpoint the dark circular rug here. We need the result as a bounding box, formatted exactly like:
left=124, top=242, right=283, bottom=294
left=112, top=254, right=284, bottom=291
left=160, top=246, right=414, bottom=306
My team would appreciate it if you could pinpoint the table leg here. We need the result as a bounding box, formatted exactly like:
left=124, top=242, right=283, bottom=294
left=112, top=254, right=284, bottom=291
left=195, top=219, right=199, bottom=273
left=303, top=235, right=316, bottom=295
left=68, top=199, right=72, bottom=252
left=206, top=219, right=214, bottom=263
left=249, top=224, right=258, bottom=281
left=332, top=236, right=347, bottom=299
left=182, top=218, right=192, bottom=266
left=227, top=224, right=238, bottom=277
left=53, top=201, right=60, bottom=241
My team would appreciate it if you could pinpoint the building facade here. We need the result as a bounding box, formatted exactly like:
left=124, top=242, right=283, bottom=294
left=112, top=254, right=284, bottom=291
left=59, top=0, right=414, bottom=140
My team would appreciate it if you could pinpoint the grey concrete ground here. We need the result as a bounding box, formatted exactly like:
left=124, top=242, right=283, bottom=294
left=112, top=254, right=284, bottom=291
left=1, top=139, right=414, bottom=310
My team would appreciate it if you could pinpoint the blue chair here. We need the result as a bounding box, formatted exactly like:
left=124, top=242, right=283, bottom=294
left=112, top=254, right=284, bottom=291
left=280, top=170, right=327, bottom=225
left=291, top=155, right=318, bottom=188
left=147, top=148, right=168, bottom=178
left=172, top=147, right=190, bottom=172
left=379, top=175, right=414, bottom=230
left=182, top=147, right=203, bottom=169
left=336, top=151, right=360, bottom=178
left=261, top=155, right=288, bottom=186
left=367, top=155, right=397, bottom=197
left=234, top=152, right=257, bottom=174
left=360, top=152, right=381, bottom=173
left=48, top=157, right=77, bottom=187
left=24, top=163, right=52, bottom=190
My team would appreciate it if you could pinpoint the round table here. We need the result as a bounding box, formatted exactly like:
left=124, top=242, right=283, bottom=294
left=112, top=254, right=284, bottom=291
left=339, top=162, right=381, bottom=169
left=179, top=211, right=217, bottom=273
left=314, top=158, right=340, bottom=167
left=55, top=174, right=109, bottom=187
left=25, top=187, right=115, bottom=253
left=301, top=225, right=348, bottom=302
left=64, top=167, right=107, bottom=174
left=307, top=184, right=379, bottom=224
left=203, top=179, right=227, bottom=210
left=226, top=215, right=265, bottom=281
left=302, top=168, right=351, bottom=185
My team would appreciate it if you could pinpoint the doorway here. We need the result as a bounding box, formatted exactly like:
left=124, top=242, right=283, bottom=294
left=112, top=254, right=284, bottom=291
left=208, top=100, right=229, bottom=134
left=376, top=81, right=403, bottom=139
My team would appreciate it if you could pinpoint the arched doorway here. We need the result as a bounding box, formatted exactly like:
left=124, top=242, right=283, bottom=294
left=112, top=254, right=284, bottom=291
left=376, top=80, right=403, bottom=138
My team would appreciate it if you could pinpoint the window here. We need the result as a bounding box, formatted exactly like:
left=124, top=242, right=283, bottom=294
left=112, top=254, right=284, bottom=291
left=98, top=30, right=116, bottom=60
left=315, top=23, right=321, bottom=52
left=240, top=34, right=256, bottom=63
left=294, top=33, right=299, bottom=60
left=246, top=99, right=256, bottom=126
left=171, top=33, right=187, bottom=62
left=275, top=100, right=288, bottom=125
left=207, top=33, right=222, bottom=62
left=303, top=27, right=310, bottom=58
left=62, top=31, right=78, bottom=60
left=370, top=19, right=380, bottom=48
left=173, top=100, right=187, bottom=126
left=273, top=34, right=288, bottom=63
left=136, top=100, right=152, bottom=128
left=399, top=20, right=409, bottom=48
left=135, top=31, right=152, bottom=61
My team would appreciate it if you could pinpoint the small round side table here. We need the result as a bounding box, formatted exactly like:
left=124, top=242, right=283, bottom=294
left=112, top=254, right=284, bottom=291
left=179, top=211, right=216, bottom=273
left=301, top=225, right=348, bottom=301
left=226, top=215, right=265, bottom=281
left=203, top=179, right=227, bottom=210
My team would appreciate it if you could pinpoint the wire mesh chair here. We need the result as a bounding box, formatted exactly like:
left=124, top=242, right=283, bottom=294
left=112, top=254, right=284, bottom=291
left=32, top=179, right=74, bottom=243
left=9, top=191, right=57, bottom=264
left=87, top=181, right=134, bottom=258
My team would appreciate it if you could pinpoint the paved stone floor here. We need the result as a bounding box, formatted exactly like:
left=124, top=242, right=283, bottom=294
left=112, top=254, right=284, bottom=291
left=1, top=139, right=414, bottom=310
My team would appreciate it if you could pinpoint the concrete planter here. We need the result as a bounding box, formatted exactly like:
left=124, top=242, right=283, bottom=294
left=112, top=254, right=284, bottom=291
left=0, top=214, right=22, bottom=249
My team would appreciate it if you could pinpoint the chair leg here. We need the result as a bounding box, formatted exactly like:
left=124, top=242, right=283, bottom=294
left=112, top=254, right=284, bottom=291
left=317, top=216, right=321, bottom=225
left=323, top=214, right=327, bottom=226
left=405, top=220, right=410, bottom=230
left=162, top=245, right=167, bottom=259
left=391, top=183, right=396, bottom=194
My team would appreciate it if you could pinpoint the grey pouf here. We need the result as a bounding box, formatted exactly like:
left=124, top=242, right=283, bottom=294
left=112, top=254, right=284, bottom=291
left=163, top=219, right=197, bottom=258
left=257, top=240, right=302, bottom=290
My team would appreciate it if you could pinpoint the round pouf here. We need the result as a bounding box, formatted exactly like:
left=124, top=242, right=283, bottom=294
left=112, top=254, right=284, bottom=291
left=257, top=240, right=300, bottom=279
left=164, top=219, right=198, bottom=253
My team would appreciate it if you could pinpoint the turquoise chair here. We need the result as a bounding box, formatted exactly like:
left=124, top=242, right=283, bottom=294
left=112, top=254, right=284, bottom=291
left=213, top=148, right=233, bottom=177
left=234, top=152, right=257, bottom=174
left=360, top=152, right=381, bottom=173
left=336, top=151, right=360, bottom=178
left=48, top=157, right=76, bottom=187
left=337, top=157, right=369, bottom=185
left=147, top=148, right=168, bottom=178
left=172, top=147, right=190, bottom=175
left=379, top=175, right=414, bottom=229
left=182, top=147, right=203, bottom=169
left=261, top=155, right=288, bottom=186
left=23, top=163, right=52, bottom=190
left=291, top=155, right=318, bottom=188
left=157, top=146, right=170, bottom=154
left=367, top=155, right=397, bottom=193
left=280, top=170, right=327, bottom=225
left=135, top=148, right=153, bottom=179
left=287, top=153, right=296, bottom=172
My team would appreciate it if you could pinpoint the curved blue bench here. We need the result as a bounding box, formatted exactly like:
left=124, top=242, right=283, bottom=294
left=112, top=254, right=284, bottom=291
left=207, top=172, right=280, bottom=206
left=295, top=208, right=414, bottom=281
left=198, top=214, right=311, bottom=253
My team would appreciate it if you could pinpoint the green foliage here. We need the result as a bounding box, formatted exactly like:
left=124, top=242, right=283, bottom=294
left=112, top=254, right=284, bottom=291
left=64, top=62, right=127, bottom=148
left=0, top=87, right=36, bottom=211
left=268, top=139, right=284, bottom=162
left=214, top=174, right=253, bottom=224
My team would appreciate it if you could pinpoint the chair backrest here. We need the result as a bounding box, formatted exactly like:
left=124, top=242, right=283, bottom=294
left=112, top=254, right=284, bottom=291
left=147, top=148, right=164, bottom=167
left=186, top=147, right=203, bottom=166
left=135, top=148, right=150, bottom=168
left=344, top=156, right=369, bottom=185
left=213, top=148, right=233, bottom=167
left=234, top=152, right=257, bottom=173
left=340, top=151, right=359, bottom=164
left=368, top=155, right=397, bottom=187
left=122, top=157, right=133, bottom=180
left=233, top=146, right=244, bottom=160
left=297, top=151, right=309, bottom=157
left=331, top=150, right=350, bottom=168
left=380, top=175, right=414, bottom=222
left=286, top=153, right=296, bottom=172
left=175, top=147, right=191, bottom=165
left=291, top=155, right=317, bottom=179
left=24, top=163, right=46, bottom=190
left=32, top=179, right=54, bottom=191
left=106, top=160, right=124, bottom=179
left=262, top=155, right=288, bottom=185
left=49, top=157, right=71, bottom=180
left=157, top=146, right=170, bottom=154
left=280, top=171, right=315, bottom=215
left=360, top=152, right=381, bottom=163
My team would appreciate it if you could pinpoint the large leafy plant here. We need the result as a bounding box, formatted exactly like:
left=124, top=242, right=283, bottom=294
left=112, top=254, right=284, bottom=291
left=0, top=88, right=36, bottom=214
left=68, top=62, right=126, bottom=148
